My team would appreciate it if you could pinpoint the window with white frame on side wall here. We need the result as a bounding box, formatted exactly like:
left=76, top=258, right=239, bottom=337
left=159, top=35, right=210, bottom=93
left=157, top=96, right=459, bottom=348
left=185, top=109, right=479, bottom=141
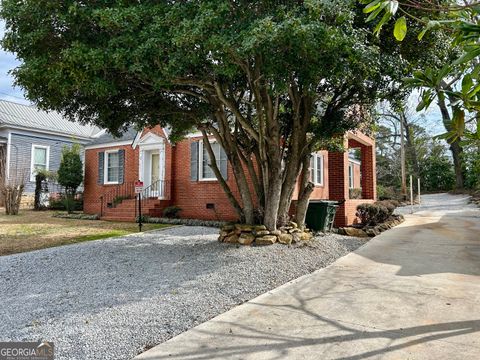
left=30, top=144, right=50, bottom=181
left=348, top=162, right=354, bottom=189
left=309, top=153, right=324, bottom=186
left=104, top=150, right=121, bottom=184
left=190, top=139, right=228, bottom=181
left=199, top=140, right=222, bottom=181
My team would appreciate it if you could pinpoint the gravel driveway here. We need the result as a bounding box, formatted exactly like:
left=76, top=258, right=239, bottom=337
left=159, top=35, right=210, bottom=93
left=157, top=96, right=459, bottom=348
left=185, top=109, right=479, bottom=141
left=0, top=226, right=366, bottom=360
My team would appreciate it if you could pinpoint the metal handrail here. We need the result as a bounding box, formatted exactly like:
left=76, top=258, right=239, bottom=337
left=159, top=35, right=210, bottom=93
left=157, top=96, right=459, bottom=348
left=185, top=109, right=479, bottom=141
left=99, top=181, right=136, bottom=215
left=142, top=179, right=167, bottom=199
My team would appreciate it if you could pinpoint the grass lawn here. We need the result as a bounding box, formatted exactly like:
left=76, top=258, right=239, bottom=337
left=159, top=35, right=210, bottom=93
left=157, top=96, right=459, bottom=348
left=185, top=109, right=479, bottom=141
left=0, top=209, right=172, bottom=256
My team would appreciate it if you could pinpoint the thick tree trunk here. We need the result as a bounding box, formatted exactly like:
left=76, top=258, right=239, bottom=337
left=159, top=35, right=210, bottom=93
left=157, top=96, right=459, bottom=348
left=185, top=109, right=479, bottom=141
left=295, top=155, right=315, bottom=229
left=450, top=139, right=464, bottom=189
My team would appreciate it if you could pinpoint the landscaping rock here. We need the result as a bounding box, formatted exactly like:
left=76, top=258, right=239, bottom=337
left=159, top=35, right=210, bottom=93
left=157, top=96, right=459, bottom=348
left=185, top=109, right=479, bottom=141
left=343, top=227, right=368, bottom=238
left=292, top=233, right=301, bottom=243
left=222, top=224, right=235, bottom=232
left=238, top=233, right=255, bottom=245
left=300, top=232, right=313, bottom=241
left=254, top=230, right=270, bottom=237
left=288, top=221, right=298, bottom=228
left=225, top=234, right=239, bottom=244
left=255, top=235, right=278, bottom=245
left=253, top=225, right=267, bottom=231
left=278, top=233, right=293, bottom=245
left=270, top=230, right=282, bottom=236
left=234, top=224, right=253, bottom=232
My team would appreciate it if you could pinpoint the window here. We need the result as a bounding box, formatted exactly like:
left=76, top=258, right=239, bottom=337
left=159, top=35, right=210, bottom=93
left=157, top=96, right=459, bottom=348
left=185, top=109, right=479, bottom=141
left=105, top=150, right=120, bottom=184
left=349, top=162, right=354, bottom=189
left=310, top=153, right=324, bottom=186
left=30, top=145, right=49, bottom=181
left=199, top=140, right=221, bottom=180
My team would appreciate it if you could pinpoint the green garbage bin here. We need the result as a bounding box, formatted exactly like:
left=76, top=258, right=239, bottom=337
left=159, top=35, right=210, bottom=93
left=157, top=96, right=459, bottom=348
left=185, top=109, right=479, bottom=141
left=305, top=200, right=339, bottom=232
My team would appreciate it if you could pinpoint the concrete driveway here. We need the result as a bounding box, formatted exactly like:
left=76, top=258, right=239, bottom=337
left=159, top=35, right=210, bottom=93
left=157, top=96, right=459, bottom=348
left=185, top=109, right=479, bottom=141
left=137, top=193, right=480, bottom=360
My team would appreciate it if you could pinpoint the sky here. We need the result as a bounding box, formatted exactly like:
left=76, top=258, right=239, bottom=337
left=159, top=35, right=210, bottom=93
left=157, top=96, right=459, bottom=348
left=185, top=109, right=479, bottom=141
left=0, top=20, right=30, bottom=105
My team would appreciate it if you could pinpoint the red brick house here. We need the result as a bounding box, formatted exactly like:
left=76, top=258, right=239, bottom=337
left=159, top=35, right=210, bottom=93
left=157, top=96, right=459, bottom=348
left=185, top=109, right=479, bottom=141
left=83, top=126, right=375, bottom=226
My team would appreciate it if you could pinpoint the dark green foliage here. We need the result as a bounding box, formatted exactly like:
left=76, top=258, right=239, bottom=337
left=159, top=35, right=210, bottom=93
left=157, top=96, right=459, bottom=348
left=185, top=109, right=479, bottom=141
left=49, top=195, right=83, bottom=211
left=419, top=142, right=456, bottom=192
left=162, top=206, right=182, bottom=219
left=356, top=200, right=398, bottom=225
left=464, top=147, right=480, bottom=189
left=57, top=144, right=84, bottom=213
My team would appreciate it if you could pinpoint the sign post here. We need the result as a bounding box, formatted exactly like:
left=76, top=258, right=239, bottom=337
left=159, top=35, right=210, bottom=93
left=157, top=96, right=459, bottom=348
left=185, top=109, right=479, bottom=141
left=135, top=180, right=144, bottom=232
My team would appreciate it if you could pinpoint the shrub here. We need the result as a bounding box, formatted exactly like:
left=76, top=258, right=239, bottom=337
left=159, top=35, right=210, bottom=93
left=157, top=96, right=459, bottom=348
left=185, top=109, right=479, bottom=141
left=57, top=144, right=84, bottom=213
left=49, top=194, right=83, bottom=211
left=162, top=205, right=182, bottom=218
left=356, top=199, right=399, bottom=226
left=375, top=200, right=396, bottom=217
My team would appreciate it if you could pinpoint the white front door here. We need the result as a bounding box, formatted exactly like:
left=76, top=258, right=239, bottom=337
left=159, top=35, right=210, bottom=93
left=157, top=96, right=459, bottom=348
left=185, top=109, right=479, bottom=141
left=150, top=152, right=160, bottom=197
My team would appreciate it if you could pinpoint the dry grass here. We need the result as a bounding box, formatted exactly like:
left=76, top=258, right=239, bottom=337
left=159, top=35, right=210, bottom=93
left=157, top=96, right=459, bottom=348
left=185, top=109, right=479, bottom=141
left=0, top=209, right=172, bottom=256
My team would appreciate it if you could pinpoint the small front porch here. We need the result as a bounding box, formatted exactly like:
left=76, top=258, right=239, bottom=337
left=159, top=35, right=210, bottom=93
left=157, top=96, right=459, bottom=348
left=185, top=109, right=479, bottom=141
left=99, top=130, right=172, bottom=222
left=329, top=132, right=376, bottom=227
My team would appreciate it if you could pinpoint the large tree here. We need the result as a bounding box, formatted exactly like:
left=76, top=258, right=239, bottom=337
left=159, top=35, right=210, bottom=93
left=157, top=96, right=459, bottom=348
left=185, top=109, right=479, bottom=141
left=1, top=0, right=432, bottom=229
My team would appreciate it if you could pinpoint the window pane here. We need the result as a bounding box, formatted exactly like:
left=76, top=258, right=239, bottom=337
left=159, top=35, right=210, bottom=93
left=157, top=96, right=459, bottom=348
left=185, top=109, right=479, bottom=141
left=202, top=142, right=220, bottom=179
left=316, top=156, right=322, bottom=184
left=349, top=164, right=354, bottom=188
left=108, top=152, right=119, bottom=167
left=107, top=152, right=119, bottom=182
left=310, top=156, right=314, bottom=181
left=34, top=147, right=47, bottom=166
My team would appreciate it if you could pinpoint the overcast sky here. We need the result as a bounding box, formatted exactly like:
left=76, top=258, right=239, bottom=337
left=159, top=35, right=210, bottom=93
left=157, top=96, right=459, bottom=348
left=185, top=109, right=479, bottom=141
left=0, top=20, right=29, bottom=105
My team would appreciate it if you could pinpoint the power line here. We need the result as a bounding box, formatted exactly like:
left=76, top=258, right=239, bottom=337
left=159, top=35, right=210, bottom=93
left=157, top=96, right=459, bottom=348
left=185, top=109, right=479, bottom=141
left=0, top=91, right=29, bottom=101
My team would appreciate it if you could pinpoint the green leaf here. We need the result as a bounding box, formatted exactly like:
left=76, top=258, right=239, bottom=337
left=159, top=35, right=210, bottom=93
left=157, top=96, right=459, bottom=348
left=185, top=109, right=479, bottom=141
left=374, top=11, right=392, bottom=35
left=462, top=74, right=473, bottom=95
left=453, top=47, right=480, bottom=65
left=363, top=0, right=381, bottom=14
left=394, top=16, right=407, bottom=41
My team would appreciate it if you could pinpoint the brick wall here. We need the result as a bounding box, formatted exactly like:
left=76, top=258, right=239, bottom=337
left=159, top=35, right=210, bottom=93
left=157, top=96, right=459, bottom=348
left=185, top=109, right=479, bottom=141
left=171, top=136, right=242, bottom=222
left=83, top=144, right=139, bottom=215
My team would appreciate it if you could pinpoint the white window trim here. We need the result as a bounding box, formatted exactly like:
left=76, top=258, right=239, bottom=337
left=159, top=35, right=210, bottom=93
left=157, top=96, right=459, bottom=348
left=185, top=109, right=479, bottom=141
left=311, top=153, right=324, bottom=187
left=30, top=144, right=50, bottom=182
left=198, top=139, right=219, bottom=181
left=104, top=149, right=120, bottom=185
left=348, top=162, right=355, bottom=189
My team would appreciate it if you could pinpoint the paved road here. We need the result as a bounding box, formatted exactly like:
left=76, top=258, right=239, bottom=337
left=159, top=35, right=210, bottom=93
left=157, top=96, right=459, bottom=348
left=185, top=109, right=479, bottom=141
left=137, top=193, right=480, bottom=360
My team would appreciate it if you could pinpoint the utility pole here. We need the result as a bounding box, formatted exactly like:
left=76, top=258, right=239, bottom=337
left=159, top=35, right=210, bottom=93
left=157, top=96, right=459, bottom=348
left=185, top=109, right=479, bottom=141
left=400, top=116, right=407, bottom=200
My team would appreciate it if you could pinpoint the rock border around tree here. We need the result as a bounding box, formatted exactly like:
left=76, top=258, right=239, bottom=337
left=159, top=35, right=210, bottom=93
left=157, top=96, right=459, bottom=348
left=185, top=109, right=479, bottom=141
left=218, top=222, right=313, bottom=246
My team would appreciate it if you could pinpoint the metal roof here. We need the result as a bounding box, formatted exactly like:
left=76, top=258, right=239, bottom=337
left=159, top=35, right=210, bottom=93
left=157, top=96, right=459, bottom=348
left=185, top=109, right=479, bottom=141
left=0, top=100, right=101, bottom=138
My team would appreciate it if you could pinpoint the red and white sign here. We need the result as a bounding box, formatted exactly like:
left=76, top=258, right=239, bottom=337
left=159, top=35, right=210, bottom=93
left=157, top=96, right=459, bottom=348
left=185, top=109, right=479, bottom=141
left=134, top=181, right=144, bottom=194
